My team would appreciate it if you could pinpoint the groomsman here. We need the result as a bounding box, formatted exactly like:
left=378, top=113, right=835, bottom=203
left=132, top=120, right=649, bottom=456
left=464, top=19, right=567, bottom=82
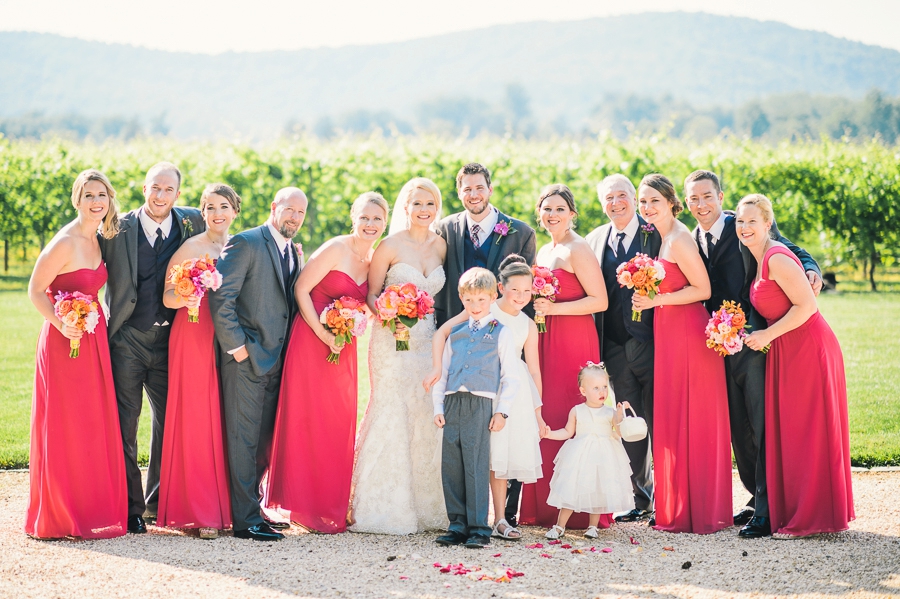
left=209, top=187, right=306, bottom=541
left=100, top=162, right=205, bottom=534
left=684, top=170, right=822, bottom=538
left=435, top=162, right=536, bottom=526
left=585, top=174, right=660, bottom=523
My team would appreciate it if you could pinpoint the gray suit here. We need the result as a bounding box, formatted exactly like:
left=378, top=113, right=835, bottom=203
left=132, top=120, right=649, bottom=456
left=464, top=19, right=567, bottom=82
left=208, top=224, right=300, bottom=531
left=99, top=206, right=205, bottom=518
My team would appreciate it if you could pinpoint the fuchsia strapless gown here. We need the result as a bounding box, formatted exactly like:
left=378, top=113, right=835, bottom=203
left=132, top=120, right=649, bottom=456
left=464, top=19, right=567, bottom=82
left=266, top=270, right=368, bottom=533
left=652, top=259, right=732, bottom=534
left=25, top=264, right=127, bottom=539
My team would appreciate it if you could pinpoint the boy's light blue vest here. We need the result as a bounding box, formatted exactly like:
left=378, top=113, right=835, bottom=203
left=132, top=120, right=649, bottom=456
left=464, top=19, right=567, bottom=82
left=446, top=320, right=503, bottom=395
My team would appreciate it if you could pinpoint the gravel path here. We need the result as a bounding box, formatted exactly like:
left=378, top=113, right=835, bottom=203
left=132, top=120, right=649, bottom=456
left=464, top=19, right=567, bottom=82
left=1, top=470, right=898, bottom=598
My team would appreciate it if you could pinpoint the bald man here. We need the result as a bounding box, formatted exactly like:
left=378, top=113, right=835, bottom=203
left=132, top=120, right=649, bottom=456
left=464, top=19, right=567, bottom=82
left=210, top=187, right=307, bottom=540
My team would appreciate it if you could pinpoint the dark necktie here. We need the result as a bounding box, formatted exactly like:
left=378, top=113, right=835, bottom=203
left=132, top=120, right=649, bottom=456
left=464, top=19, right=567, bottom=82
left=153, top=228, right=164, bottom=253
left=470, top=320, right=480, bottom=333
left=615, top=232, right=626, bottom=259
left=705, top=232, right=715, bottom=258
left=280, top=245, right=291, bottom=293
left=470, top=223, right=482, bottom=249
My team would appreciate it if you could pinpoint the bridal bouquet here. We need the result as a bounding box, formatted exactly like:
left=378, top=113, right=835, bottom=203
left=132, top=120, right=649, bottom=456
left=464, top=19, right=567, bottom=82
left=374, top=283, right=435, bottom=351
left=705, top=300, right=768, bottom=355
left=53, top=291, right=101, bottom=358
left=616, top=253, right=666, bottom=322
left=531, top=265, right=559, bottom=333
left=319, top=296, right=368, bottom=364
left=167, top=255, right=223, bottom=323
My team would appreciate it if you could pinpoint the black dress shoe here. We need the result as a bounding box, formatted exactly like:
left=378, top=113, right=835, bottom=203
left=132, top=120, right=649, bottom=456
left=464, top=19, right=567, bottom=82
left=128, top=515, right=147, bottom=534
left=647, top=517, right=656, bottom=527
left=615, top=509, right=652, bottom=523
left=262, top=516, right=290, bottom=530
left=733, top=507, right=755, bottom=526
left=435, top=531, right=468, bottom=546
left=464, top=534, right=491, bottom=548
left=738, top=516, right=771, bottom=538
left=234, top=523, right=285, bottom=541
left=505, top=515, right=518, bottom=528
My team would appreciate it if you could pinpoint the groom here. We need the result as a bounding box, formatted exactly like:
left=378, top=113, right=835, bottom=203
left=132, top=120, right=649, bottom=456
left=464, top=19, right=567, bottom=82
left=435, top=162, right=536, bottom=527
left=209, top=187, right=306, bottom=541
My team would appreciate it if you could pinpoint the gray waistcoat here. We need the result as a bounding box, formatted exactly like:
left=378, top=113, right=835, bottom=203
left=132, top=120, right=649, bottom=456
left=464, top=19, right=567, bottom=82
left=446, top=320, right=503, bottom=395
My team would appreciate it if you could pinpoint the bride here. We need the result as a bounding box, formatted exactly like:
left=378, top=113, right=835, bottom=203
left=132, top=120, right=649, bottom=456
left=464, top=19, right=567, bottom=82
left=349, top=177, right=448, bottom=534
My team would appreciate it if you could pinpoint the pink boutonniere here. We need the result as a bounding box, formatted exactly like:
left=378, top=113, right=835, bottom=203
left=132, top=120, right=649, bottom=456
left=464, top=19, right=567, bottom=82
left=484, top=318, right=500, bottom=339
left=640, top=223, right=655, bottom=245
left=493, top=219, right=516, bottom=245
left=294, top=242, right=303, bottom=260
left=181, top=217, right=193, bottom=239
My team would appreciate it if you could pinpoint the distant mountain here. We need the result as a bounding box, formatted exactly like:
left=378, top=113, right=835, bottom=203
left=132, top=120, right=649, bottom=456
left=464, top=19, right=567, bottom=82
left=2, top=12, right=899, bottom=138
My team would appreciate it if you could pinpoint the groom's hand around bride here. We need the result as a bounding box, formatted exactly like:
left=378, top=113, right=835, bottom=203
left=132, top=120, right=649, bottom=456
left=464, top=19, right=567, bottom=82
left=434, top=414, right=445, bottom=429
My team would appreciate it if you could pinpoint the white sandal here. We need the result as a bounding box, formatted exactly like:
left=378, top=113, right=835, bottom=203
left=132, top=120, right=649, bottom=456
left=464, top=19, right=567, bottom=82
left=584, top=526, right=599, bottom=539
left=492, top=519, right=522, bottom=540
left=545, top=525, right=565, bottom=539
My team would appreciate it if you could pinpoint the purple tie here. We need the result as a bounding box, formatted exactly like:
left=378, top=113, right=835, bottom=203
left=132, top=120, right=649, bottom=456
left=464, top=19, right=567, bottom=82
left=470, top=224, right=482, bottom=249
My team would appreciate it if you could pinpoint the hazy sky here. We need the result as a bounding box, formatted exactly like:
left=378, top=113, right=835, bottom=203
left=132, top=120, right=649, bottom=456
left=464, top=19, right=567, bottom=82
left=2, top=0, right=899, bottom=54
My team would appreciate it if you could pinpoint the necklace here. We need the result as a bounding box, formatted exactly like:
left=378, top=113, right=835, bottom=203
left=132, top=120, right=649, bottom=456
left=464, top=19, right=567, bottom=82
left=352, top=237, right=368, bottom=263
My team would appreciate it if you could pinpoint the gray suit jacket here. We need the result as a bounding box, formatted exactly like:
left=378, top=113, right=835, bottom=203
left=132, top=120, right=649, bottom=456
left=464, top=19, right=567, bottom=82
left=208, top=224, right=301, bottom=377
left=99, top=206, right=205, bottom=339
left=434, top=209, right=536, bottom=326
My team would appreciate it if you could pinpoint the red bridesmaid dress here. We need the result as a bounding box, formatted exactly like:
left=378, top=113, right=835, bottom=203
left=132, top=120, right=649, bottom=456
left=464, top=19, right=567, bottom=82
left=520, top=269, right=612, bottom=530
left=25, top=265, right=128, bottom=539
left=266, top=270, right=368, bottom=533
left=751, top=246, right=854, bottom=536
left=158, top=301, right=232, bottom=530
left=652, top=259, right=732, bottom=534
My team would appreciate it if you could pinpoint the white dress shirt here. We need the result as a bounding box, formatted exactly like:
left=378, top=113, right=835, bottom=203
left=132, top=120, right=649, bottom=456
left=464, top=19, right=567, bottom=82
left=267, top=220, right=294, bottom=272
left=699, top=211, right=728, bottom=257
left=607, top=213, right=640, bottom=257
left=465, top=206, right=499, bottom=247
left=431, top=313, right=520, bottom=417
left=139, top=208, right=173, bottom=247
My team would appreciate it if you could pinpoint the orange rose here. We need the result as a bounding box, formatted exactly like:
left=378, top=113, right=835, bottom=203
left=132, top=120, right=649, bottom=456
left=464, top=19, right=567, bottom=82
left=397, top=298, right=418, bottom=318
left=732, top=312, right=746, bottom=328
left=631, top=271, right=648, bottom=288
left=399, top=283, right=418, bottom=297
left=62, top=311, right=80, bottom=327
left=57, top=299, right=73, bottom=315
left=175, top=278, right=196, bottom=297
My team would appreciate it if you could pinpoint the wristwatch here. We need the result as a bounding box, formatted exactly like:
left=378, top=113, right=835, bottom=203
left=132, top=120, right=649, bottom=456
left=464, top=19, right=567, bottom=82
left=500, top=413, right=508, bottom=419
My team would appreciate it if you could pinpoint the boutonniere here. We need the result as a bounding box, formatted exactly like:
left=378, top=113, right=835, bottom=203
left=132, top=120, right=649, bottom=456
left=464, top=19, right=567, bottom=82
left=294, top=242, right=303, bottom=261
left=483, top=319, right=500, bottom=339
left=640, top=223, right=655, bottom=245
left=493, top=219, right=517, bottom=245
left=181, top=217, right=193, bottom=239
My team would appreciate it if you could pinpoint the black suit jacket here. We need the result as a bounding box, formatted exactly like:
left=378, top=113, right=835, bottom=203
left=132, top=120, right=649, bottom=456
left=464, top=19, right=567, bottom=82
left=434, top=210, right=536, bottom=326
left=208, top=224, right=301, bottom=377
left=99, top=206, right=206, bottom=339
left=695, top=212, right=820, bottom=331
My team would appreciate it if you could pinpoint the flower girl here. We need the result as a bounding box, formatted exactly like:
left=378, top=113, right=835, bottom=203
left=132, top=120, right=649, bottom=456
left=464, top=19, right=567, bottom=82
left=424, top=254, right=547, bottom=540
left=543, top=362, right=634, bottom=539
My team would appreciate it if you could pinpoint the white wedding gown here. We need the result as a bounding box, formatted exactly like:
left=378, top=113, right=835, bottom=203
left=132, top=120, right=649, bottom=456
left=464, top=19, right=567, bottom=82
left=349, top=263, right=447, bottom=534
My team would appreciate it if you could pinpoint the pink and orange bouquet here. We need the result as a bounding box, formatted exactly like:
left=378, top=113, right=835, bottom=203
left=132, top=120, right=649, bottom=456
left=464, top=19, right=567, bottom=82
left=53, top=291, right=101, bottom=358
left=167, top=255, right=223, bottom=323
left=319, top=296, right=368, bottom=364
left=616, top=253, right=666, bottom=322
left=374, top=283, right=435, bottom=351
left=705, top=300, right=768, bottom=355
left=531, top=265, right=560, bottom=333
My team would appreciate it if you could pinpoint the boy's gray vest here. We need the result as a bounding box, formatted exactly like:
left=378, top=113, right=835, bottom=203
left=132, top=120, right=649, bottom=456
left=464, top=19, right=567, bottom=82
left=446, top=320, right=503, bottom=395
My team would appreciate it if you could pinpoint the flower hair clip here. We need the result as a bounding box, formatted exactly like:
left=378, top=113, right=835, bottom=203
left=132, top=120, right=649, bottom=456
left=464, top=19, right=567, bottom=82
left=584, top=360, right=606, bottom=369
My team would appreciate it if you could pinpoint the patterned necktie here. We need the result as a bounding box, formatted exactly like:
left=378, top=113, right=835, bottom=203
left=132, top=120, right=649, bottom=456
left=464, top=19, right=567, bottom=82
left=470, top=223, right=482, bottom=249
left=705, top=231, right=715, bottom=258
left=153, top=228, right=164, bottom=253
left=470, top=320, right=480, bottom=333
left=615, top=232, right=626, bottom=259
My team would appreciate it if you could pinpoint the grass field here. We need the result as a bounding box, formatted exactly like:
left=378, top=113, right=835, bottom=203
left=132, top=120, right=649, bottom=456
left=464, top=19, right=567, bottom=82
left=1, top=276, right=898, bottom=468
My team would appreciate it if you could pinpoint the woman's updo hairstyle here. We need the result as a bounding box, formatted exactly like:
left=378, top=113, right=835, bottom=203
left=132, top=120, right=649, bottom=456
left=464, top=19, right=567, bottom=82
left=498, top=253, right=532, bottom=286
left=639, top=173, right=683, bottom=216
left=536, top=184, right=578, bottom=229
left=737, top=194, right=776, bottom=238
left=200, top=183, right=242, bottom=213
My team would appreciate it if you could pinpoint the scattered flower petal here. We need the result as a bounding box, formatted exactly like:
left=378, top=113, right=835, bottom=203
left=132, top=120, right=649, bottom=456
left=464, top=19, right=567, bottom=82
left=630, top=536, right=640, bottom=545
left=663, top=546, right=674, bottom=552
left=548, top=540, right=562, bottom=545
left=540, top=553, right=552, bottom=558
left=561, top=543, right=572, bottom=549
left=526, top=543, right=544, bottom=549
left=492, top=553, right=502, bottom=557
left=571, top=549, right=583, bottom=554
left=601, top=547, right=613, bottom=553
left=399, top=576, right=409, bottom=580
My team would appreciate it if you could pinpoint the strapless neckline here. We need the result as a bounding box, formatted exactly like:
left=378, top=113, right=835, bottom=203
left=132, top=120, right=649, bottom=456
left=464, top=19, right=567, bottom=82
left=388, top=263, right=443, bottom=279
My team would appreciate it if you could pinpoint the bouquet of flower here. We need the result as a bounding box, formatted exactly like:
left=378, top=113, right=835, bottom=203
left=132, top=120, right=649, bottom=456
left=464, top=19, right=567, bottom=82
left=374, top=283, right=435, bottom=351
left=53, top=291, right=101, bottom=358
left=531, top=265, right=560, bottom=333
left=167, top=255, right=223, bottom=323
left=705, top=300, right=768, bottom=355
left=319, top=296, right=368, bottom=364
left=616, top=253, right=666, bottom=322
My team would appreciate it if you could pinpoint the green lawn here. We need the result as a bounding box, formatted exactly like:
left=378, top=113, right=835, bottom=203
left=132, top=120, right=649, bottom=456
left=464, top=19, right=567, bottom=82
left=1, top=281, right=898, bottom=468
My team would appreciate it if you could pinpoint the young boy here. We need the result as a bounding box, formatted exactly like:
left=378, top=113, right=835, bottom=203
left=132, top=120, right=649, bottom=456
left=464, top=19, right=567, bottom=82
left=432, top=267, right=520, bottom=548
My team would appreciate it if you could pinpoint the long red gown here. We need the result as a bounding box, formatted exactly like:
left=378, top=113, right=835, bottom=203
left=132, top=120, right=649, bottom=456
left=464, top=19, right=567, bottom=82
left=520, top=269, right=612, bottom=530
left=751, top=246, right=854, bottom=536
left=266, top=270, right=367, bottom=533
left=25, top=264, right=128, bottom=539
left=652, top=259, right=732, bottom=534
left=157, top=301, right=231, bottom=530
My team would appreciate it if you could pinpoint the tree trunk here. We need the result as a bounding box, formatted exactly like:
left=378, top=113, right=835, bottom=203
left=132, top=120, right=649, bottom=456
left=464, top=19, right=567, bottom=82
left=869, top=250, right=878, bottom=292
left=3, top=238, right=8, bottom=274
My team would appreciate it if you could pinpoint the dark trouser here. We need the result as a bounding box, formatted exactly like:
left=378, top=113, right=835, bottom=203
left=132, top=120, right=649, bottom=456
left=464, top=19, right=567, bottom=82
left=725, top=347, right=768, bottom=518
left=220, top=354, right=282, bottom=531
left=441, top=392, right=492, bottom=538
left=604, top=336, right=655, bottom=511
left=505, top=479, right=522, bottom=523
left=109, top=323, right=171, bottom=518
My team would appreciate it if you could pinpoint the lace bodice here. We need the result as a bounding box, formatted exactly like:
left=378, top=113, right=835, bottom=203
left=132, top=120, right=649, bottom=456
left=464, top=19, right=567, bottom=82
left=383, top=263, right=446, bottom=298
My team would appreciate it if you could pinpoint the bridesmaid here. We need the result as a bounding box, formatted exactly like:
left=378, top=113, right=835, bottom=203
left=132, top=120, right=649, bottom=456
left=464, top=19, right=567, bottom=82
left=519, top=184, right=608, bottom=530
left=157, top=183, right=240, bottom=539
left=631, top=174, right=731, bottom=534
left=25, top=169, right=127, bottom=539
left=266, top=191, right=388, bottom=533
left=738, top=194, right=854, bottom=539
